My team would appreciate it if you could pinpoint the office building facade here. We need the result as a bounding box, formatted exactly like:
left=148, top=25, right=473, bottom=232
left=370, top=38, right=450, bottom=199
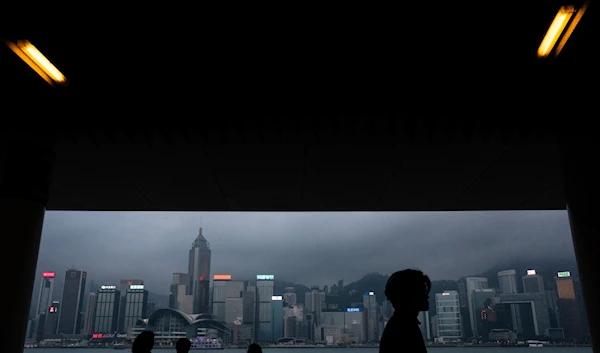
left=284, top=287, right=297, bottom=306
left=498, top=270, right=518, bottom=294
left=212, top=275, right=232, bottom=322
left=58, top=269, right=87, bottom=334
left=435, top=291, right=462, bottom=342
left=497, top=292, right=551, bottom=339
left=363, top=291, right=379, bottom=342
left=344, top=308, right=366, bottom=343
left=256, top=275, right=275, bottom=342
left=44, top=301, right=60, bottom=338
left=272, top=296, right=284, bottom=342
left=36, top=272, right=55, bottom=316
left=188, top=228, right=211, bottom=314
left=83, top=293, right=97, bottom=335
left=465, top=277, right=488, bottom=337
left=94, top=285, right=121, bottom=333
left=123, top=284, right=148, bottom=332
left=556, top=271, right=585, bottom=340
left=522, top=270, right=545, bottom=293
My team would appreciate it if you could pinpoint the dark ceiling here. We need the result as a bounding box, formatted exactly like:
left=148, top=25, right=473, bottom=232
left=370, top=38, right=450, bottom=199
left=1, top=120, right=566, bottom=212
left=2, top=2, right=594, bottom=211
left=1, top=1, right=596, bottom=113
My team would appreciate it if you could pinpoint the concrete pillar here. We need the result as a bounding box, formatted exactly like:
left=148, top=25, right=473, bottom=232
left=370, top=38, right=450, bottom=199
left=0, top=143, right=55, bottom=353
left=562, top=133, right=599, bottom=350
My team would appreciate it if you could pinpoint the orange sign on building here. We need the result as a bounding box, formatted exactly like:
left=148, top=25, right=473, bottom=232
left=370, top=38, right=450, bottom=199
left=213, top=274, right=232, bottom=281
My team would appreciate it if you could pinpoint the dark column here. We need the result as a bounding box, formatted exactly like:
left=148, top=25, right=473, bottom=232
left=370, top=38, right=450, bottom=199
left=562, top=133, right=599, bottom=350
left=0, top=143, right=55, bottom=353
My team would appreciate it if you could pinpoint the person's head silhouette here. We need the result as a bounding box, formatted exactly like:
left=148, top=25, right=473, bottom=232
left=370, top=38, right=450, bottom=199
left=247, top=343, right=262, bottom=353
left=132, top=330, right=154, bottom=353
left=385, top=269, right=430, bottom=316
left=175, top=338, right=191, bottom=353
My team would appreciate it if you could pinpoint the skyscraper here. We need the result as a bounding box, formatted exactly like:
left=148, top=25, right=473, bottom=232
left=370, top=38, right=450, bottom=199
left=272, top=295, right=284, bottom=342
left=556, top=271, right=584, bottom=340
left=284, top=287, right=297, bottom=306
left=83, top=293, right=97, bottom=336
left=344, top=308, right=365, bottom=342
left=212, top=274, right=232, bottom=322
left=188, top=227, right=211, bottom=314
left=471, top=289, right=495, bottom=338
left=123, top=284, right=148, bottom=332
left=457, top=279, right=471, bottom=338
left=305, top=286, right=322, bottom=341
left=498, top=270, right=518, bottom=294
left=256, top=275, right=275, bottom=342
left=94, top=285, right=121, bottom=333
left=58, top=269, right=87, bottom=334
left=522, top=270, right=545, bottom=293
left=117, top=279, right=144, bottom=332
left=33, top=272, right=55, bottom=341
left=36, top=272, right=55, bottom=316
left=44, top=301, right=60, bottom=338
left=170, top=273, right=192, bottom=312
left=363, top=291, right=379, bottom=342
left=465, top=277, right=488, bottom=337
left=223, top=280, right=247, bottom=325
left=435, top=291, right=462, bottom=342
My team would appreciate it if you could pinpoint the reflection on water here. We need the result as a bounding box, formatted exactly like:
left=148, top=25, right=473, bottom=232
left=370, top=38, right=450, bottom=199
left=24, top=348, right=593, bottom=353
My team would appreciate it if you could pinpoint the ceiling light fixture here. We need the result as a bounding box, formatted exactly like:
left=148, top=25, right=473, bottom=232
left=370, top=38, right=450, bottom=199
left=5, top=40, right=67, bottom=86
left=537, top=6, right=576, bottom=58
left=554, top=1, right=589, bottom=57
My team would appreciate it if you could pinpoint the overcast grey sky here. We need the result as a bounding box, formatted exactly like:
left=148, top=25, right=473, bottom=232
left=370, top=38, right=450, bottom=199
left=35, top=211, right=575, bottom=296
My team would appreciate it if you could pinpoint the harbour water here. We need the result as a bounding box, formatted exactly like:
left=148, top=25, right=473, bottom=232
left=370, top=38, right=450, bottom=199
left=23, top=348, right=593, bottom=353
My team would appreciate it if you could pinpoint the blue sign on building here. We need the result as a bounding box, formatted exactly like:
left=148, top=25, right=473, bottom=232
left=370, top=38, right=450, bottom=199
left=345, top=308, right=363, bottom=312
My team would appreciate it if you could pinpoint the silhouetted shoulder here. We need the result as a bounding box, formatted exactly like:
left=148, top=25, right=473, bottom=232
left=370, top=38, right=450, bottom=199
left=380, top=315, right=426, bottom=353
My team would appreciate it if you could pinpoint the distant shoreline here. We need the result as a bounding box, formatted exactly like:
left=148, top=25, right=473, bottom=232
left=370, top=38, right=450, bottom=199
left=27, top=345, right=592, bottom=349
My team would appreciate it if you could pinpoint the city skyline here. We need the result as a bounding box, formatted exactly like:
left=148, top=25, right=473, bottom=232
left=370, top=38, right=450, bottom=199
left=34, top=211, right=575, bottom=296
left=28, top=258, right=587, bottom=344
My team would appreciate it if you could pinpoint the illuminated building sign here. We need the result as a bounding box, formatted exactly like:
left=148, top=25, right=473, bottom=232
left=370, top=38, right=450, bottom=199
left=49, top=306, right=57, bottom=313
left=100, top=285, right=117, bottom=290
left=256, top=275, right=275, bottom=281
left=199, top=276, right=205, bottom=281
left=442, top=292, right=450, bottom=296
left=527, top=270, right=537, bottom=275
left=364, top=291, right=374, bottom=296
left=92, top=333, right=115, bottom=339
left=214, top=274, right=232, bottom=281
left=557, top=271, right=571, bottom=278
left=42, top=272, right=55, bottom=278
left=272, top=296, right=283, bottom=301
left=129, top=285, right=144, bottom=290
left=345, top=308, right=362, bottom=312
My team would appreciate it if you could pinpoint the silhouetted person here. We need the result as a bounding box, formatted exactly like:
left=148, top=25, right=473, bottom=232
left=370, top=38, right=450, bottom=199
left=132, top=330, right=155, bottom=353
left=247, top=343, right=262, bottom=353
left=380, top=269, right=431, bottom=353
left=176, top=338, right=191, bottom=353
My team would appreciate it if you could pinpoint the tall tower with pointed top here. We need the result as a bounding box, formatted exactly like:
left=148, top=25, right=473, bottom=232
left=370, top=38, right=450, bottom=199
left=188, top=227, right=211, bottom=314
